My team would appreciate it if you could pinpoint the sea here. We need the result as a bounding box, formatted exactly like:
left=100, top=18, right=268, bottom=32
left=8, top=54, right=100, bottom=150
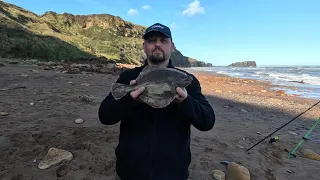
left=188, top=65, right=320, bottom=100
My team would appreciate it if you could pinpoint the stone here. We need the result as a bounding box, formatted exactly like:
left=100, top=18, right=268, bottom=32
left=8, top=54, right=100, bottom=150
left=227, top=162, right=250, bottom=180
left=300, top=149, right=320, bottom=161
left=211, top=170, right=225, bottom=180
left=38, top=148, right=73, bottom=169
left=75, top=118, right=84, bottom=124
left=0, top=112, right=9, bottom=116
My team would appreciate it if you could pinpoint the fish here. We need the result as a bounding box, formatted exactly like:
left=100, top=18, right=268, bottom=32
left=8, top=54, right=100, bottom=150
left=111, top=64, right=193, bottom=108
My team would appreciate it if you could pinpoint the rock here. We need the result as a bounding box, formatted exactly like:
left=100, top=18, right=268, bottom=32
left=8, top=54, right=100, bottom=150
left=78, top=95, right=94, bottom=102
left=0, top=112, right=9, bottom=116
left=211, top=170, right=225, bottom=180
left=287, top=170, right=293, bottom=173
left=275, top=90, right=286, bottom=96
left=75, top=118, right=84, bottom=124
left=228, top=61, right=256, bottom=67
left=38, top=148, right=73, bottom=169
left=81, top=83, right=90, bottom=87
left=288, top=131, right=298, bottom=136
left=237, top=145, right=244, bottom=149
left=227, top=162, right=250, bottom=180
left=300, top=149, right=320, bottom=161
left=241, top=109, right=248, bottom=113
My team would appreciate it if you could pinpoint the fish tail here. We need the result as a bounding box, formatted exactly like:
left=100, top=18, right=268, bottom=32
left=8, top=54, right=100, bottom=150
left=111, top=83, right=134, bottom=100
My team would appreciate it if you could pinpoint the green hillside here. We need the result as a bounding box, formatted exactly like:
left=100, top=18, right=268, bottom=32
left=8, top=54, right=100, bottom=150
left=0, top=0, right=211, bottom=67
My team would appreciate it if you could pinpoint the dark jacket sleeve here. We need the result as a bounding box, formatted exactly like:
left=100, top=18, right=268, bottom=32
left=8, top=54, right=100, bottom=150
left=98, top=70, right=137, bottom=125
left=177, top=74, right=215, bottom=131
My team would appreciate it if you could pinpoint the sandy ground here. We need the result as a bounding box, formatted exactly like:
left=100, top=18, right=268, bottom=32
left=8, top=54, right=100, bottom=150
left=0, top=59, right=319, bottom=180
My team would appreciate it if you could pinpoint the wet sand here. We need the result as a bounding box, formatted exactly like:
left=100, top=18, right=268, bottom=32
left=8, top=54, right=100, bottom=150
left=0, top=60, right=319, bottom=180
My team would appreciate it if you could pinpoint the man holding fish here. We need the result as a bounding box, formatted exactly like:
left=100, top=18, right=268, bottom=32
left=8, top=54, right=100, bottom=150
left=99, top=23, right=216, bottom=180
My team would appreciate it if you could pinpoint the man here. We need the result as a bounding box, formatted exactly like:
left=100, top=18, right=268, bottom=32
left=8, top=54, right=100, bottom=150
left=98, top=23, right=215, bottom=180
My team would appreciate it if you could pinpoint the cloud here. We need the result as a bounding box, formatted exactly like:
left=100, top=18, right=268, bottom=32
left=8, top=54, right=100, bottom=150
left=171, top=22, right=176, bottom=29
left=142, top=5, right=152, bottom=10
left=127, top=9, right=139, bottom=16
left=182, top=0, right=205, bottom=16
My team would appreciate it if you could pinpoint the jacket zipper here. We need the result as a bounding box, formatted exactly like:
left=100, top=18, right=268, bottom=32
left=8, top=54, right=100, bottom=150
left=149, top=110, right=156, bottom=180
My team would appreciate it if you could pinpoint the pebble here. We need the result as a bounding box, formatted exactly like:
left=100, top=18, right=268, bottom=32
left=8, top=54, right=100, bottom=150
left=288, top=131, right=298, bottom=136
left=211, top=169, right=225, bottom=180
left=81, top=83, right=90, bottom=86
left=75, top=118, right=84, bottom=124
left=241, top=108, right=248, bottom=113
left=0, top=112, right=9, bottom=116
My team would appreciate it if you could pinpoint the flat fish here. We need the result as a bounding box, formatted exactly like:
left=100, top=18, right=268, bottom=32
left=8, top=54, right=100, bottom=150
left=111, top=64, right=193, bottom=108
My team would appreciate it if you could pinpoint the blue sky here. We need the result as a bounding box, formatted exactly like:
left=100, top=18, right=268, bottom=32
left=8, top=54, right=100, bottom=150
left=5, top=0, right=320, bottom=66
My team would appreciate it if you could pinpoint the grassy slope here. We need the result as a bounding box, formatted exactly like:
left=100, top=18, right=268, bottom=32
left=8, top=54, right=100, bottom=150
left=0, top=1, right=209, bottom=66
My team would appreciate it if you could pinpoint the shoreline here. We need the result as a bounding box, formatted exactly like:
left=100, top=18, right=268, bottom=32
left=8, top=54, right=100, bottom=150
left=182, top=67, right=319, bottom=102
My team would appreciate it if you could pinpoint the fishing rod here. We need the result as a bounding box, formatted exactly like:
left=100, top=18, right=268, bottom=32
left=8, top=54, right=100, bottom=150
left=246, top=100, right=320, bottom=152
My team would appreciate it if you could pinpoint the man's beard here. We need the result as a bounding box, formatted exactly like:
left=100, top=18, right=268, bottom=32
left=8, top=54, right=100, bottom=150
left=148, top=48, right=167, bottom=64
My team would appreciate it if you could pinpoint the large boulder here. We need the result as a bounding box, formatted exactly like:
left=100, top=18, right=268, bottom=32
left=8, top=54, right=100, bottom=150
left=228, top=61, right=256, bottom=67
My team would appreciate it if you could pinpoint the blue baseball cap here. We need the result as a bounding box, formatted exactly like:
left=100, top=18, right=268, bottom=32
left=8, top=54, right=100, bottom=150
left=143, top=23, right=172, bottom=40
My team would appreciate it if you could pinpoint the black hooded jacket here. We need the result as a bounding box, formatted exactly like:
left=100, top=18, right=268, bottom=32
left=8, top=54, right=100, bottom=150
left=98, top=60, right=215, bottom=180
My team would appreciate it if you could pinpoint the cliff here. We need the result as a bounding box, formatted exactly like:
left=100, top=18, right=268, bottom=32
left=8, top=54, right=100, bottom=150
left=228, top=61, right=257, bottom=67
left=0, top=1, right=211, bottom=67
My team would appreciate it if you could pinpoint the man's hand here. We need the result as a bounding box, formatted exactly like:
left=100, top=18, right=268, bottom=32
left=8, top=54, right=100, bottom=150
left=129, top=80, right=145, bottom=102
left=173, top=87, right=188, bottom=103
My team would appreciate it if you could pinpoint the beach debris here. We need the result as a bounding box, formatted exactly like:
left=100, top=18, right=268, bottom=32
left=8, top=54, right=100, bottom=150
left=0, top=112, right=9, bottom=116
left=78, top=95, right=94, bottom=102
left=74, top=118, right=84, bottom=124
left=20, top=74, right=28, bottom=77
left=220, top=161, right=250, bottom=180
left=215, top=89, right=222, bottom=93
left=38, top=148, right=73, bottom=170
left=286, top=170, right=293, bottom=174
left=33, top=159, right=37, bottom=163
left=256, top=132, right=261, bottom=135
left=30, top=102, right=34, bottom=106
left=67, top=81, right=73, bottom=84
left=275, top=90, right=286, bottom=96
left=241, top=108, right=248, bottom=113
left=81, top=83, right=90, bottom=87
left=261, top=90, right=267, bottom=93
left=30, top=69, right=39, bottom=73
left=111, top=64, right=193, bottom=108
left=300, top=149, right=320, bottom=161
left=211, top=169, right=226, bottom=180
left=288, top=131, right=298, bottom=136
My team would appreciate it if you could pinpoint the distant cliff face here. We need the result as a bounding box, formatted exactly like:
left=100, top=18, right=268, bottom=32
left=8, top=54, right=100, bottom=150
left=228, top=61, right=257, bottom=67
left=0, top=1, right=211, bottom=67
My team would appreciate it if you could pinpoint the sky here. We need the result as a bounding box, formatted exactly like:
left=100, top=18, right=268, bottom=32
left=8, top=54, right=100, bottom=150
left=4, top=0, right=320, bottom=66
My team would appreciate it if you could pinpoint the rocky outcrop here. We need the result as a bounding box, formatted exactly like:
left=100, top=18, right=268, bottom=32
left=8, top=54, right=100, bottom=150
left=228, top=61, right=256, bottom=67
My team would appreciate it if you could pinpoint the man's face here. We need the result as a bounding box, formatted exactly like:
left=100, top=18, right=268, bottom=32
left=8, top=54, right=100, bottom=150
left=143, top=31, right=174, bottom=64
